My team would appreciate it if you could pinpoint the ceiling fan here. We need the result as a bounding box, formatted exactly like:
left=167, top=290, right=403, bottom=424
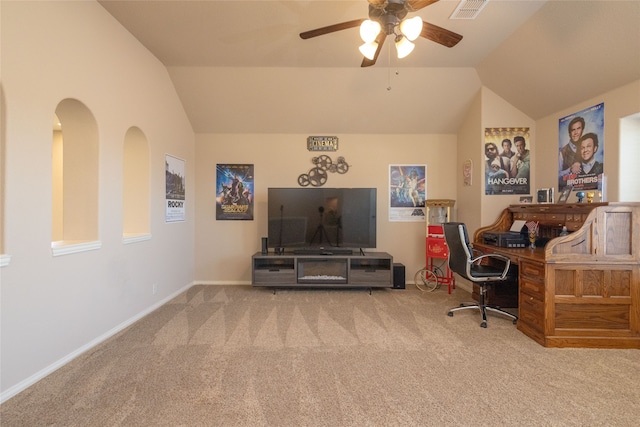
left=299, top=0, right=463, bottom=67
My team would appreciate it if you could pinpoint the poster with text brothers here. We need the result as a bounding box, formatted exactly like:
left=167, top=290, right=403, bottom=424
left=558, top=103, right=604, bottom=192
left=484, top=128, right=531, bottom=195
left=216, top=164, right=254, bottom=220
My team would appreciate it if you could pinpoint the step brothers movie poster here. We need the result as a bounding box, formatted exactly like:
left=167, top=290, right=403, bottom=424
left=216, top=164, right=254, bottom=220
left=484, top=128, right=530, bottom=195
left=558, top=103, right=604, bottom=192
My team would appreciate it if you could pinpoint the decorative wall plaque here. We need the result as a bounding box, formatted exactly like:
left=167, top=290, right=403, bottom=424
left=307, top=136, right=338, bottom=151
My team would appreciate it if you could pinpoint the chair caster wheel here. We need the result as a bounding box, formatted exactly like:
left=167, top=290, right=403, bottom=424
left=447, top=312, right=453, bottom=317
left=480, top=322, right=487, bottom=328
left=513, top=319, right=518, bottom=325
left=459, top=303, right=465, bottom=307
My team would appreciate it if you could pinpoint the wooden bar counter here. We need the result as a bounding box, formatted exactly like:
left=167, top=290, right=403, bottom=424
left=474, top=202, right=640, bottom=349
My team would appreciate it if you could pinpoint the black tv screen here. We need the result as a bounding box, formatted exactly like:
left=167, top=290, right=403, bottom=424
left=267, top=188, right=377, bottom=250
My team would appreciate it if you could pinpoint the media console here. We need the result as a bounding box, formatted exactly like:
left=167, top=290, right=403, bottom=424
left=251, top=252, right=393, bottom=289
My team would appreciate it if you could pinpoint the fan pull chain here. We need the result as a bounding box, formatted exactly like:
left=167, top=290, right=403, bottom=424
left=387, top=40, right=392, bottom=91
left=386, top=42, right=400, bottom=91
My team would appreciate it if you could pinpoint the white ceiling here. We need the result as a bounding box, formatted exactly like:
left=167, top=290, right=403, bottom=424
left=99, top=0, right=640, bottom=134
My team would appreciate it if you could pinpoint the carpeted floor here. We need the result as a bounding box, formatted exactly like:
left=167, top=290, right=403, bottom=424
left=1, top=285, right=639, bottom=426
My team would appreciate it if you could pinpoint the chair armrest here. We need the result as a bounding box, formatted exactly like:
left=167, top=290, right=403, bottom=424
left=470, top=247, right=483, bottom=263
left=470, top=253, right=512, bottom=279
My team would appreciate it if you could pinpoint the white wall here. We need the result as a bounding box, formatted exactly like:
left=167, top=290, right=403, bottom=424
left=480, top=88, right=537, bottom=223
left=455, top=87, right=536, bottom=234
left=535, top=80, right=640, bottom=202
left=455, top=90, right=482, bottom=234
left=1, top=1, right=195, bottom=400
left=457, top=80, right=640, bottom=239
left=194, top=133, right=458, bottom=285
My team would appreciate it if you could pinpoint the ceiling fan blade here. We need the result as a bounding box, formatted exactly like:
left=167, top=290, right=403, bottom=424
left=367, top=0, right=389, bottom=8
left=361, top=32, right=387, bottom=67
left=299, top=19, right=364, bottom=39
left=420, top=21, right=463, bottom=48
left=407, top=0, right=440, bottom=12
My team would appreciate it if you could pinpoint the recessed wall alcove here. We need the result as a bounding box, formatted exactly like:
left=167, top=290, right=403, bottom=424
left=51, top=99, right=101, bottom=256
left=0, top=86, right=8, bottom=267
left=619, top=112, right=640, bottom=201
left=122, top=126, right=151, bottom=243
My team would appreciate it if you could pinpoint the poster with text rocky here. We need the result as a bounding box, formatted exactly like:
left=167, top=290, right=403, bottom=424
left=558, top=103, right=604, bottom=192
left=484, top=128, right=531, bottom=195
left=165, top=154, right=186, bottom=222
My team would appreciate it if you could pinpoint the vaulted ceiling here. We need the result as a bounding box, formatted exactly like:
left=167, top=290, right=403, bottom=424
left=99, top=1, right=640, bottom=134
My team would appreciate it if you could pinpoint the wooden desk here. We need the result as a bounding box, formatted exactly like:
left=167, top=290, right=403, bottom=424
left=474, top=203, right=640, bottom=349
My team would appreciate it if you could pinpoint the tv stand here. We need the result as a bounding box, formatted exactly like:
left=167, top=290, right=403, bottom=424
left=252, top=252, right=393, bottom=289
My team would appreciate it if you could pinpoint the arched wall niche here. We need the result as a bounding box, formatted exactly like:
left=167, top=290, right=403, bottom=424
left=52, top=98, right=99, bottom=251
left=123, top=126, right=151, bottom=242
left=619, top=112, right=640, bottom=201
left=0, top=85, right=7, bottom=266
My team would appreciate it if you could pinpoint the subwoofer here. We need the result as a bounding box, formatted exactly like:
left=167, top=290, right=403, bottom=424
left=393, top=263, right=405, bottom=289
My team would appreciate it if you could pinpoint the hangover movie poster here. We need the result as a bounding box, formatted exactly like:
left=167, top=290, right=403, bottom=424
left=484, top=127, right=531, bottom=195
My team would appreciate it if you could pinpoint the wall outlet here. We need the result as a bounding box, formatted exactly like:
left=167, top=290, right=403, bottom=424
left=152, top=283, right=158, bottom=295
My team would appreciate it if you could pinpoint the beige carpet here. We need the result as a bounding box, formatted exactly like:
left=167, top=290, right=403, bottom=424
left=1, top=285, right=639, bottom=426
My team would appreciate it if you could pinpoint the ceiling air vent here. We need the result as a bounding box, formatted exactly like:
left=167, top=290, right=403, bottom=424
left=450, top=0, right=489, bottom=20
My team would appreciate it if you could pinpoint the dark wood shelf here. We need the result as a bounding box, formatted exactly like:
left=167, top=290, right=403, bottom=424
left=251, top=252, right=393, bottom=288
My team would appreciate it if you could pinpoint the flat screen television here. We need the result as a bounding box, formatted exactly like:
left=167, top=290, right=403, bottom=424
left=267, top=188, right=377, bottom=253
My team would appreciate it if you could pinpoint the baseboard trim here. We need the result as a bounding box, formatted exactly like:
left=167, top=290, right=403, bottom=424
left=195, top=280, right=471, bottom=290
left=194, top=281, right=251, bottom=285
left=0, top=282, right=194, bottom=404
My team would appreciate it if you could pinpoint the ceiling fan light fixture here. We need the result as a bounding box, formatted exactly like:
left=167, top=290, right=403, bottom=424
left=359, top=19, right=381, bottom=43
left=395, top=36, right=415, bottom=59
left=359, top=41, right=379, bottom=60
left=399, top=16, right=423, bottom=41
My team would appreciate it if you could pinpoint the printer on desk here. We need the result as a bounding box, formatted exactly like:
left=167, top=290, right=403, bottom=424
left=482, top=231, right=528, bottom=248
left=482, top=219, right=529, bottom=248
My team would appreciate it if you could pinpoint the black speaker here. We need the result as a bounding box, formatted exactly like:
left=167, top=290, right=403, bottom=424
left=393, top=263, right=405, bottom=289
left=261, top=237, right=268, bottom=255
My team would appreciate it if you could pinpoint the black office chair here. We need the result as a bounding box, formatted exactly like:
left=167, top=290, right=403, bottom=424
left=443, top=222, right=518, bottom=328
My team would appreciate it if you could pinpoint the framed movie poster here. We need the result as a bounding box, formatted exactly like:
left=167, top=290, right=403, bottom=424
left=484, top=127, right=530, bottom=195
left=389, top=164, right=426, bottom=222
left=216, top=164, right=254, bottom=220
left=165, top=154, right=186, bottom=222
left=558, top=102, right=604, bottom=192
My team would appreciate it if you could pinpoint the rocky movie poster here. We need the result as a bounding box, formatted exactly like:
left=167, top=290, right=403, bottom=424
left=216, top=164, right=254, bottom=220
left=165, top=154, right=186, bottom=222
left=558, top=103, right=604, bottom=192
left=484, top=127, right=531, bottom=195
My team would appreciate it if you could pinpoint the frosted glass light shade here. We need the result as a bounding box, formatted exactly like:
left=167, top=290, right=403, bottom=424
left=395, top=37, right=415, bottom=59
left=359, top=20, right=381, bottom=43
left=399, top=16, right=423, bottom=41
left=359, top=42, right=378, bottom=60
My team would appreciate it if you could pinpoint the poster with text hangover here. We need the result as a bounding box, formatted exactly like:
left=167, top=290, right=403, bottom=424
left=165, top=154, right=186, bottom=222
left=216, top=164, right=254, bottom=220
left=484, top=127, right=531, bottom=195
left=558, top=102, right=604, bottom=192
left=389, top=164, right=426, bottom=222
